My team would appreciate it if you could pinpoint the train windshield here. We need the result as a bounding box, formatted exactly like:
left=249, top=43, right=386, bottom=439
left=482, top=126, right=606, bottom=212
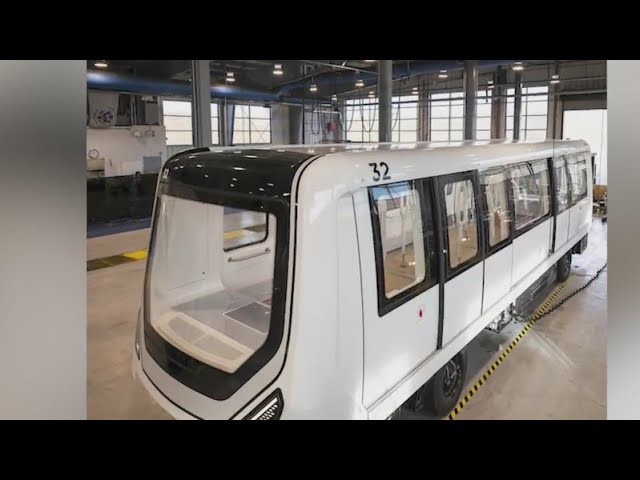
left=146, top=193, right=278, bottom=375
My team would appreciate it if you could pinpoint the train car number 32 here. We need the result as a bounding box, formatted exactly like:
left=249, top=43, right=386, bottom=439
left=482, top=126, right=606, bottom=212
left=369, top=162, right=391, bottom=182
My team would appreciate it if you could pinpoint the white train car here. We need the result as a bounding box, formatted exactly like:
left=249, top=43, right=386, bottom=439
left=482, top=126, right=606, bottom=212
left=132, top=139, right=592, bottom=420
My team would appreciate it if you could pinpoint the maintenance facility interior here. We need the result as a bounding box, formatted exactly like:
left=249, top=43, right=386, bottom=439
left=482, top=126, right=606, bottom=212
left=87, top=60, right=607, bottom=420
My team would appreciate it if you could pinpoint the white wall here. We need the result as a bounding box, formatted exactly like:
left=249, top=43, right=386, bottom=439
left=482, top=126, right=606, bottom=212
left=87, top=125, right=167, bottom=177
left=563, top=109, right=608, bottom=185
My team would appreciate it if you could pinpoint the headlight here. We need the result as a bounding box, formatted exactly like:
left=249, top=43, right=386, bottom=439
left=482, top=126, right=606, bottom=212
left=244, top=389, right=284, bottom=420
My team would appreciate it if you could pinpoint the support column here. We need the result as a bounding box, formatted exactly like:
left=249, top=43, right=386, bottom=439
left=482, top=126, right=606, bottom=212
left=513, top=71, right=523, bottom=140
left=289, top=105, right=303, bottom=144
left=547, top=61, right=560, bottom=140
left=334, top=101, right=346, bottom=143
left=191, top=60, right=212, bottom=147
left=554, top=96, right=564, bottom=139
left=378, top=60, right=393, bottom=143
left=218, top=100, right=234, bottom=146
left=463, top=60, right=478, bottom=141
left=491, top=67, right=507, bottom=139
left=418, top=83, right=429, bottom=141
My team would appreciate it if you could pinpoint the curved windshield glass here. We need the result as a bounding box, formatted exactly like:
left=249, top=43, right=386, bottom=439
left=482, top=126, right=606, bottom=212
left=147, top=193, right=277, bottom=374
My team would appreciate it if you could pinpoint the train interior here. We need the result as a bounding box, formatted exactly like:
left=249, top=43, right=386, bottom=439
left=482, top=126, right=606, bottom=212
left=148, top=194, right=276, bottom=373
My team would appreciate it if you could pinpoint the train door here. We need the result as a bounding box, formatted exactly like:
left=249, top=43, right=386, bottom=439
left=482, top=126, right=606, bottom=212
left=354, top=178, right=440, bottom=408
left=553, top=156, right=571, bottom=250
left=510, top=159, right=553, bottom=284
left=478, top=166, right=514, bottom=313
left=567, top=153, right=590, bottom=241
left=435, top=172, right=484, bottom=346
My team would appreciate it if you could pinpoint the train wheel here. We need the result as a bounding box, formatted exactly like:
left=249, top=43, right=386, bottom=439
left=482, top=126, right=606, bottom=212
left=557, top=251, right=572, bottom=282
left=424, top=351, right=467, bottom=418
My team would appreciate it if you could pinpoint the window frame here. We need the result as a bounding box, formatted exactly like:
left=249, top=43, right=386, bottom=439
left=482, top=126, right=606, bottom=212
left=553, top=156, right=572, bottom=215
left=510, top=158, right=553, bottom=238
left=436, top=170, right=484, bottom=280
left=479, top=165, right=515, bottom=255
left=222, top=211, right=270, bottom=253
left=233, top=104, right=272, bottom=145
left=567, top=154, right=588, bottom=206
left=368, top=178, right=439, bottom=317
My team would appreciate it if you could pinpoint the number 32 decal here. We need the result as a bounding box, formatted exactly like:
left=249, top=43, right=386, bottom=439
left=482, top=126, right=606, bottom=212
left=369, top=162, right=391, bottom=182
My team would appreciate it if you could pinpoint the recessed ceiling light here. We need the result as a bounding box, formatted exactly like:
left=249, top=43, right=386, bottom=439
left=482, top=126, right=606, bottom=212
left=355, top=79, right=364, bottom=88
left=438, top=70, right=448, bottom=79
left=512, top=62, right=524, bottom=71
left=364, top=60, right=376, bottom=63
left=94, top=61, right=108, bottom=68
left=310, top=84, right=318, bottom=92
left=273, top=64, right=283, bottom=75
left=331, top=94, right=338, bottom=101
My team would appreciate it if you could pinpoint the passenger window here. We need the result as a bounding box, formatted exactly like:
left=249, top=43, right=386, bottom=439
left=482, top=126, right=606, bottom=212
left=223, top=209, right=268, bottom=251
left=480, top=168, right=511, bottom=248
left=371, top=181, right=428, bottom=299
left=443, top=178, right=479, bottom=268
left=510, top=159, right=551, bottom=231
left=567, top=157, right=588, bottom=204
left=554, top=157, right=571, bottom=213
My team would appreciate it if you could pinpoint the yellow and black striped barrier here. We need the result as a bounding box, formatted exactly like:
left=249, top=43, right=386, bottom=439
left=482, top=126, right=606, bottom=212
left=87, top=249, right=148, bottom=272
left=447, top=273, right=574, bottom=420
left=447, top=262, right=607, bottom=420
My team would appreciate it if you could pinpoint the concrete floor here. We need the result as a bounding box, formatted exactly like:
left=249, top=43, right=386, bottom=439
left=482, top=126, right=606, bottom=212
left=87, top=228, right=172, bottom=419
left=87, top=219, right=607, bottom=420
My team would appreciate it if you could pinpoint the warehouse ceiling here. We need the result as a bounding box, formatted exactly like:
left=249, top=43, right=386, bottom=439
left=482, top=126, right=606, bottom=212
left=86, top=60, right=603, bottom=101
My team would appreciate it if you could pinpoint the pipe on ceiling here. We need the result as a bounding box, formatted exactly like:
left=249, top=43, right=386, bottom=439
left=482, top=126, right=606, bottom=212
left=86, top=70, right=316, bottom=105
left=275, top=60, right=524, bottom=95
left=88, top=60, right=527, bottom=104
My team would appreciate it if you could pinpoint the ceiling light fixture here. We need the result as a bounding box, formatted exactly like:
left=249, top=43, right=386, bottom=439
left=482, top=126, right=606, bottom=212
left=226, top=72, right=235, bottom=83
left=94, top=60, right=108, bottom=68
left=273, top=64, right=283, bottom=75
left=512, top=62, right=524, bottom=71
left=355, top=79, right=364, bottom=88
left=310, top=84, right=318, bottom=93
left=550, top=74, right=560, bottom=84
left=438, top=70, right=448, bottom=79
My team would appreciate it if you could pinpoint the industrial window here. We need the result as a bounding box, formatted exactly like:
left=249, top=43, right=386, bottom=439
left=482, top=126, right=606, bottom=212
left=162, top=100, right=219, bottom=146
left=429, top=91, right=464, bottom=142
left=345, top=98, right=378, bottom=142
left=233, top=105, right=272, bottom=144
left=344, top=96, right=419, bottom=143
left=223, top=209, right=269, bottom=252
left=506, top=86, right=548, bottom=141
left=443, top=178, right=479, bottom=268
left=554, top=157, right=571, bottom=213
left=391, top=95, right=419, bottom=142
left=370, top=181, right=429, bottom=299
left=481, top=167, right=511, bottom=248
left=510, top=159, right=551, bottom=231
left=567, top=157, right=588, bottom=204
left=476, top=89, right=493, bottom=140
